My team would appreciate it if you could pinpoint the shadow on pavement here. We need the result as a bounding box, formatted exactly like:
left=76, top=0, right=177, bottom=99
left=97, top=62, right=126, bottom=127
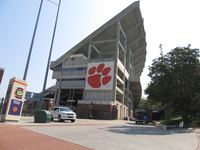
left=105, top=124, right=192, bottom=135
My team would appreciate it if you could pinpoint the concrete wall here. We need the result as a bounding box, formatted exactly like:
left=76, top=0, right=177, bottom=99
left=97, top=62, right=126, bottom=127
left=76, top=104, right=117, bottom=120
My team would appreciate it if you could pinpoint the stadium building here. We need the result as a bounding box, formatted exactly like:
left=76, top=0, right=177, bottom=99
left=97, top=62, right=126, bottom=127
left=50, top=1, right=146, bottom=119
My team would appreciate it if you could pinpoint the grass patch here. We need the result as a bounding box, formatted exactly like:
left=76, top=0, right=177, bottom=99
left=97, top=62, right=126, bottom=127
left=157, top=116, right=200, bottom=127
left=160, top=116, right=182, bottom=125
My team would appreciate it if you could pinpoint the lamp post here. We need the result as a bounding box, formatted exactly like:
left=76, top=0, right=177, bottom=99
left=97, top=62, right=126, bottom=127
left=0, top=68, right=4, bottom=84
left=23, top=0, right=44, bottom=80
left=42, top=0, right=62, bottom=92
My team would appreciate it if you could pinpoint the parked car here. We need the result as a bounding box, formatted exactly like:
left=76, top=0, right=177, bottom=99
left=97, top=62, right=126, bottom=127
left=134, top=108, right=148, bottom=125
left=51, top=106, right=76, bottom=122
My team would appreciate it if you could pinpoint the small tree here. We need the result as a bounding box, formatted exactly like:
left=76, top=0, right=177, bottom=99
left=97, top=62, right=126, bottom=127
left=145, top=47, right=200, bottom=122
left=139, top=98, right=162, bottom=112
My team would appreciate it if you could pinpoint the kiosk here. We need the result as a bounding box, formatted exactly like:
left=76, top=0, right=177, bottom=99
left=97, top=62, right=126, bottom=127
left=2, top=77, right=27, bottom=122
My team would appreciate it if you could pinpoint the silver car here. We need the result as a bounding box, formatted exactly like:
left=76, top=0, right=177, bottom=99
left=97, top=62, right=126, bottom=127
left=51, top=106, right=76, bottom=122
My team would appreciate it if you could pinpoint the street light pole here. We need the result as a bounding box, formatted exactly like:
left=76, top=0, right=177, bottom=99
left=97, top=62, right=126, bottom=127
left=42, top=0, right=62, bottom=92
left=23, top=0, right=44, bottom=81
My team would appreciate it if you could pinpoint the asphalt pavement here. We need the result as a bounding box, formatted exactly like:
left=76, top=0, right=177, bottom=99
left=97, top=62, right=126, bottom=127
left=1, top=117, right=198, bottom=150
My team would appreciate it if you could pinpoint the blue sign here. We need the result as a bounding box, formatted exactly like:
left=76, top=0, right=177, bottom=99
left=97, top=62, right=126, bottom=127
left=8, top=99, right=22, bottom=116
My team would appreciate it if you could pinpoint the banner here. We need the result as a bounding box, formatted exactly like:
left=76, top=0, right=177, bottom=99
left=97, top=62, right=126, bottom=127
left=8, top=99, right=22, bottom=116
left=85, top=61, right=114, bottom=90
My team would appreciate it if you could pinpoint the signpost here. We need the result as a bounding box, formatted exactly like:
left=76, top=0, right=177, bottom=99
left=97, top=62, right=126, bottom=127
left=2, top=77, right=27, bottom=122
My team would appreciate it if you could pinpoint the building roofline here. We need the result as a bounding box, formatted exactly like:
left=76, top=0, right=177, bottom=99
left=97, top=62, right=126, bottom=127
left=51, top=1, right=140, bottom=68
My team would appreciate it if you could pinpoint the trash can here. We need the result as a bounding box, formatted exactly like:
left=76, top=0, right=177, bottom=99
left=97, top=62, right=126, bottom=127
left=34, top=110, right=52, bottom=123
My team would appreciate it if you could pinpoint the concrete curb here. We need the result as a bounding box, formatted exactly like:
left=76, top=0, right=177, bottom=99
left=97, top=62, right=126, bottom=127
left=153, top=121, right=179, bottom=130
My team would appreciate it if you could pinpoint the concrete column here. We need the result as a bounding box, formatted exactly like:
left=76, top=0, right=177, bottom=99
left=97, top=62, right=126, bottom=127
left=55, top=62, right=63, bottom=106
left=87, top=42, right=92, bottom=60
left=55, top=81, right=61, bottom=106
left=112, top=22, right=120, bottom=102
left=122, top=39, right=127, bottom=119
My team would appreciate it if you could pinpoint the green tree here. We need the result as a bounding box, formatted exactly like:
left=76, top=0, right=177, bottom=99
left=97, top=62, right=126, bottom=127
left=139, top=98, right=162, bottom=112
left=145, top=47, right=200, bottom=122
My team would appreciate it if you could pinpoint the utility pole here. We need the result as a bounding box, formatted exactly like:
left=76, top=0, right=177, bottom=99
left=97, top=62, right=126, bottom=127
left=42, top=0, right=62, bottom=92
left=23, top=0, right=44, bottom=80
left=0, top=68, right=4, bottom=84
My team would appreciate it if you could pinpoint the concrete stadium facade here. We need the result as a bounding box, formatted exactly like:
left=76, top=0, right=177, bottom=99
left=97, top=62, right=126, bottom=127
left=50, top=1, right=146, bottom=119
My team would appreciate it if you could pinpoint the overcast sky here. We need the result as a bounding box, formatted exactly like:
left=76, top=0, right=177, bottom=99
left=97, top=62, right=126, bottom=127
left=0, top=0, right=200, bottom=98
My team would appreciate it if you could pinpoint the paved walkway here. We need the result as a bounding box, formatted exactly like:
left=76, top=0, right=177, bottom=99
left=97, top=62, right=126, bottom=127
left=0, top=117, right=198, bottom=150
left=0, top=123, right=92, bottom=150
left=22, top=121, right=197, bottom=150
left=195, top=129, right=200, bottom=150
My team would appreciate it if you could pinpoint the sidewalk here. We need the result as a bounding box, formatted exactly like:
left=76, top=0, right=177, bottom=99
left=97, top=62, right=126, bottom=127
left=0, top=123, right=92, bottom=150
left=0, top=117, right=198, bottom=150
left=195, top=129, right=200, bottom=150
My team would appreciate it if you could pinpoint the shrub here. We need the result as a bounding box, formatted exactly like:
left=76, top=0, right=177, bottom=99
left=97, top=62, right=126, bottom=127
left=160, top=119, right=181, bottom=125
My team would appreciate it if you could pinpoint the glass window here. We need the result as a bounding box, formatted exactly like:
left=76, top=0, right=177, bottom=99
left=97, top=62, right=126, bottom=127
left=53, top=107, right=59, bottom=111
left=60, top=107, right=71, bottom=112
left=62, top=78, right=85, bottom=81
left=62, top=67, right=87, bottom=72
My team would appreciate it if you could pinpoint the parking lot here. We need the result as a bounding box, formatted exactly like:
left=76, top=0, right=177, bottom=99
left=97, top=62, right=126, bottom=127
left=5, top=117, right=197, bottom=150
